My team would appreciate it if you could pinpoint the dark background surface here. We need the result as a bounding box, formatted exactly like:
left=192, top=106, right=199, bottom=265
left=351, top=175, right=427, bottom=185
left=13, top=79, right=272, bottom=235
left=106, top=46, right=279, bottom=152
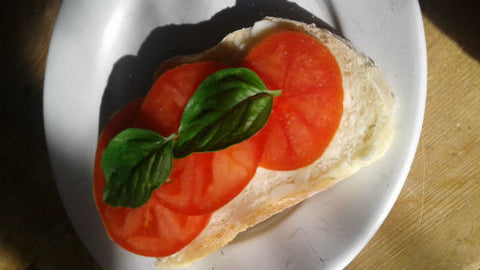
left=1, top=1, right=478, bottom=269
left=1, top=1, right=101, bottom=269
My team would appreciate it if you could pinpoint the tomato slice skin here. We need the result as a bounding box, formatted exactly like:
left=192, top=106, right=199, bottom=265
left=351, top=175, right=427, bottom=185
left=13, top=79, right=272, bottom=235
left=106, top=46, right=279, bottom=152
left=136, top=62, right=266, bottom=215
left=94, top=99, right=211, bottom=257
left=244, top=31, right=344, bottom=170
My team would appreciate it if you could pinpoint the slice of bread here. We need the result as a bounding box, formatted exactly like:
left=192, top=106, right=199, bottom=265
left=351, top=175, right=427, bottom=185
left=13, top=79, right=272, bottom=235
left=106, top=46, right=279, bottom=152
left=155, top=17, right=394, bottom=269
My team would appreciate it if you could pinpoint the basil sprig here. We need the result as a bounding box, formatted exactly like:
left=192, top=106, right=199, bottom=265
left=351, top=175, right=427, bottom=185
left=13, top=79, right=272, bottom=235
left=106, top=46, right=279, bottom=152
left=101, top=67, right=281, bottom=208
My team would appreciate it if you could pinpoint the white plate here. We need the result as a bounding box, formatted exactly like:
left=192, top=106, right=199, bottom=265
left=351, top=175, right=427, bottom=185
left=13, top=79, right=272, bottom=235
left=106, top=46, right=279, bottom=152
left=44, top=1, right=426, bottom=269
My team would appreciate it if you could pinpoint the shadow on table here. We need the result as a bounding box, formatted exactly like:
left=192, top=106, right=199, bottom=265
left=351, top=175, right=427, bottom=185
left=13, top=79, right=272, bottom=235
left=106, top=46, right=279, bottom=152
left=1, top=0, right=102, bottom=269
left=99, top=0, right=339, bottom=132
left=419, top=0, right=480, bottom=62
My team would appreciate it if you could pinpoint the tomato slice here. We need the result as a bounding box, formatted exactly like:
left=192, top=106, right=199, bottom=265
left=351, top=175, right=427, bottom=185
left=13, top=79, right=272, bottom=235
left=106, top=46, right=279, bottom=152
left=244, top=31, right=344, bottom=170
left=136, top=62, right=266, bottom=215
left=155, top=134, right=264, bottom=215
left=136, top=62, right=229, bottom=136
left=94, top=99, right=211, bottom=257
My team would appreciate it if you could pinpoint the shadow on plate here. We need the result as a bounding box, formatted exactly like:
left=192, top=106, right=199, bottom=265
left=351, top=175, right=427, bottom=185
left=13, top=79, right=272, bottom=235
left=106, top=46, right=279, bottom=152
left=231, top=203, right=303, bottom=244
left=99, top=0, right=340, bottom=132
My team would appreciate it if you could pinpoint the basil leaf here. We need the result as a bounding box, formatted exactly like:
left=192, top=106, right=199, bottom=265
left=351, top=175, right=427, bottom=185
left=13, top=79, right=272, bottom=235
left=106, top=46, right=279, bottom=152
left=101, top=129, right=175, bottom=208
left=174, top=67, right=281, bottom=158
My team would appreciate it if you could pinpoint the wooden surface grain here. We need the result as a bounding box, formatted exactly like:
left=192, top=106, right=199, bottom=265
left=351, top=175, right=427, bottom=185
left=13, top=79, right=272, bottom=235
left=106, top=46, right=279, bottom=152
left=1, top=1, right=478, bottom=269
left=348, top=1, right=480, bottom=269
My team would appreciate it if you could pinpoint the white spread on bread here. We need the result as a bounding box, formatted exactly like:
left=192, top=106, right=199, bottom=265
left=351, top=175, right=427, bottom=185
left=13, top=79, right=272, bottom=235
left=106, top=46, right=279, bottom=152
left=155, top=17, right=394, bottom=269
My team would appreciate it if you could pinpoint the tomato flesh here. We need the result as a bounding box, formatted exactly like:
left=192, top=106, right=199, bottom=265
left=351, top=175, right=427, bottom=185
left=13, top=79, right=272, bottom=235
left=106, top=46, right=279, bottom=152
left=94, top=99, right=211, bottom=257
left=155, top=134, right=264, bottom=215
left=136, top=62, right=266, bottom=215
left=136, top=62, right=229, bottom=136
left=244, top=31, right=344, bottom=170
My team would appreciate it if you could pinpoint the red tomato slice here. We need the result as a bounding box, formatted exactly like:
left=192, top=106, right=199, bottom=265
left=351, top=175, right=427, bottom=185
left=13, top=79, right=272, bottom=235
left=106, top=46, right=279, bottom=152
left=155, top=134, right=264, bottom=215
left=136, top=62, right=266, bottom=215
left=136, top=62, right=229, bottom=136
left=244, top=31, right=344, bottom=170
left=94, top=99, right=211, bottom=257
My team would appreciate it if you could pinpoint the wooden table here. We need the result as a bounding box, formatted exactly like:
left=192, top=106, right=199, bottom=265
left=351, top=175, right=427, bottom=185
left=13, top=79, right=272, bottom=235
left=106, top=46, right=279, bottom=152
left=1, top=1, right=478, bottom=269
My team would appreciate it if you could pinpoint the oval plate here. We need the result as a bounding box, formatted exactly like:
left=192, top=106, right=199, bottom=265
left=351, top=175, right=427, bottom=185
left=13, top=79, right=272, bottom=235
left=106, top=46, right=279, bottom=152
left=44, top=0, right=426, bottom=269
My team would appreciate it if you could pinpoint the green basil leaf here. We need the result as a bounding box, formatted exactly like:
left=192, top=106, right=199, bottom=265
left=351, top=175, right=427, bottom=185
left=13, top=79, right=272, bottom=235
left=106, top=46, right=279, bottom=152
left=101, top=128, right=175, bottom=208
left=174, top=67, right=281, bottom=158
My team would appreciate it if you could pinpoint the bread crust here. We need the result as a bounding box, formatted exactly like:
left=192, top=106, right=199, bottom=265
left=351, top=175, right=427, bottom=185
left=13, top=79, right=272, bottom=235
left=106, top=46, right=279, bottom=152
left=155, top=17, right=394, bottom=269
